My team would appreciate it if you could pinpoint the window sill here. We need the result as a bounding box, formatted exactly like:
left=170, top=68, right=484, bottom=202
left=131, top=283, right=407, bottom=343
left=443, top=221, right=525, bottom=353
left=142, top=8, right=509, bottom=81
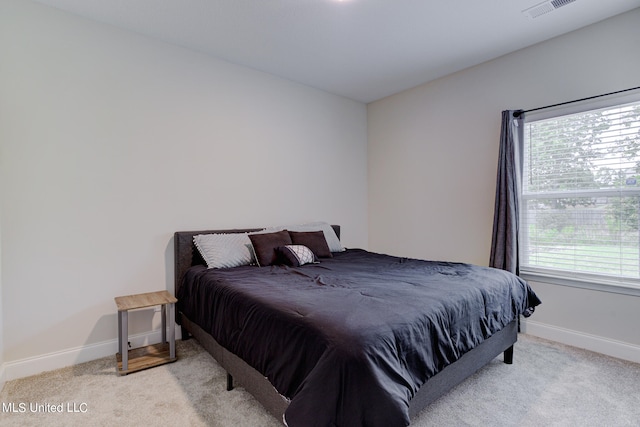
left=520, top=269, right=640, bottom=297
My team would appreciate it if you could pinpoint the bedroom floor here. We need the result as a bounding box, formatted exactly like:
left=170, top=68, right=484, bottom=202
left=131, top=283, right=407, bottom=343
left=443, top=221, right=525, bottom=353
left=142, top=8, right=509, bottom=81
left=1, top=334, right=638, bottom=427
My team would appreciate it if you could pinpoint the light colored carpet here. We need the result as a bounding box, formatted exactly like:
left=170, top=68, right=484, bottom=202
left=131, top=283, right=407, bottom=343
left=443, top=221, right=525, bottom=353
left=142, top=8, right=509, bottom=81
left=1, top=334, right=639, bottom=426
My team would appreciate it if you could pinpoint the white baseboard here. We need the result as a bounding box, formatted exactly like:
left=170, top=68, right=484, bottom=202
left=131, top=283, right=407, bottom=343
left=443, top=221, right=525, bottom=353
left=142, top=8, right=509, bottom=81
left=4, top=322, right=637, bottom=385
left=522, top=320, right=640, bottom=364
left=0, top=362, right=6, bottom=392
left=2, top=327, right=182, bottom=383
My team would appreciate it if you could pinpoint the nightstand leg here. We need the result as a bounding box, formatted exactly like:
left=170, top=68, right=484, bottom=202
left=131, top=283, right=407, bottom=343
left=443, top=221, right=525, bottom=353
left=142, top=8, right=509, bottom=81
left=161, top=304, right=167, bottom=344
left=117, top=311, right=122, bottom=355
left=168, top=302, right=175, bottom=359
left=121, top=310, right=128, bottom=371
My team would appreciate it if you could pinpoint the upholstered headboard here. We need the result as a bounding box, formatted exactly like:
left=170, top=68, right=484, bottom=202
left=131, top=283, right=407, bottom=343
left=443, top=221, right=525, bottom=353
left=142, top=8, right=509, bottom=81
left=174, top=225, right=340, bottom=302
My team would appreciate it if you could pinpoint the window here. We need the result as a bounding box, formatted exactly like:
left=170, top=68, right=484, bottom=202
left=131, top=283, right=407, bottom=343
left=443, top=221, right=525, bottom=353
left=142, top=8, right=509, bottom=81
left=521, top=98, right=640, bottom=291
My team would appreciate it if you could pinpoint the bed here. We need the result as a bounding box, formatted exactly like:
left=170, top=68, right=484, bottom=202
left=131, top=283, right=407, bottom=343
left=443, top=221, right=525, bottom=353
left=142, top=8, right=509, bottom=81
left=174, top=224, right=540, bottom=427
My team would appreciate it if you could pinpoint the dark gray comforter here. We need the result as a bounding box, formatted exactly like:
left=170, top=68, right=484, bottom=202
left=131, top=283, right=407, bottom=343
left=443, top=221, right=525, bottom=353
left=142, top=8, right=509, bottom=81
left=178, top=249, right=540, bottom=427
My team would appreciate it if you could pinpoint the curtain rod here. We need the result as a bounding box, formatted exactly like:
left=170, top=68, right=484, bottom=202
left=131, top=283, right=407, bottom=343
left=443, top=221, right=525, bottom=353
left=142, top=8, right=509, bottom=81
left=513, top=85, right=640, bottom=118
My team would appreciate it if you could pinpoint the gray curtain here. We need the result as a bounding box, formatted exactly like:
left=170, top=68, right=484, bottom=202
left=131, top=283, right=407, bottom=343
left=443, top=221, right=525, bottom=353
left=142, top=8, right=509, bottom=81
left=490, top=110, right=524, bottom=275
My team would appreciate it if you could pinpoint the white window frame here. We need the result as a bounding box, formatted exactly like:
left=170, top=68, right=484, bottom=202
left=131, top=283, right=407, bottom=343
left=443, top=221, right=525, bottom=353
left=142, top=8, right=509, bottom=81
left=519, top=90, right=640, bottom=297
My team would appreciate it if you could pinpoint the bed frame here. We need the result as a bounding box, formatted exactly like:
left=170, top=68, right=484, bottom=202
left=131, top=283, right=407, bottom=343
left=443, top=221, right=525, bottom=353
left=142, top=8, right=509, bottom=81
left=174, top=226, right=517, bottom=423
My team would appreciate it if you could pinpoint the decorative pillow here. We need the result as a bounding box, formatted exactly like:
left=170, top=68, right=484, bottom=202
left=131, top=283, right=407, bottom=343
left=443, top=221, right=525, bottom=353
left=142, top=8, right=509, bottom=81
left=276, top=245, right=319, bottom=267
left=248, top=230, right=292, bottom=266
left=299, top=222, right=343, bottom=252
left=193, top=233, right=254, bottom=269
left=288, top=231, right=332, bottom=258
left=266, top=221, right=344, bottom=252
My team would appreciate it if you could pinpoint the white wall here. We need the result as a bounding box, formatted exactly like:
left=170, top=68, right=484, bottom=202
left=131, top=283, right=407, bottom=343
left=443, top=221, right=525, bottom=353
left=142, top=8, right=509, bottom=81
left=368, top=9, right=640, bottom=361
left=1, top=1, right=637, bottom=383
left=0, top=221, right=4, bottom=389
left=0, top=0, right=368, bottom=379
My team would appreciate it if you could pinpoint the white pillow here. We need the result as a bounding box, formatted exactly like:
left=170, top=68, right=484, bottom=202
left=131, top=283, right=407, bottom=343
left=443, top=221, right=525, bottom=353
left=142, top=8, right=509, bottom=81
left=193, top=233, right=254, bottom=269
left=277, top=245, right=319, bottom=267
left=266, top=221, right=344, bottom=252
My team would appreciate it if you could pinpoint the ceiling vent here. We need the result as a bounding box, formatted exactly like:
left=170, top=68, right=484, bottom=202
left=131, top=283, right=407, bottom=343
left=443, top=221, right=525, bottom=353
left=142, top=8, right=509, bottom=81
left=523, top=0, right=577, bottom=19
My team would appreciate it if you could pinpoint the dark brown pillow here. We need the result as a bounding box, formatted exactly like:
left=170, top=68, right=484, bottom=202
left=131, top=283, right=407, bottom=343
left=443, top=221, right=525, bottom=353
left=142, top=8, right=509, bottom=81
left=288, top=230, right=332, bottom=258
left=249, top=230, right=292, bottom=266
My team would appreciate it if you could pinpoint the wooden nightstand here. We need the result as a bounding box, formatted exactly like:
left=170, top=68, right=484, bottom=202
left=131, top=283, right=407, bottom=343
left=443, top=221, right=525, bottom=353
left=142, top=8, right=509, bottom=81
left=115, top=290, right=177, bottom=375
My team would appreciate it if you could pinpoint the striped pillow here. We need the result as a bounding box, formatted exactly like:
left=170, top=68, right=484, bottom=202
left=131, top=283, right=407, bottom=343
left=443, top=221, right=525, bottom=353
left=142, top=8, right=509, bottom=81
left=193, top=233, right=254, bottom=269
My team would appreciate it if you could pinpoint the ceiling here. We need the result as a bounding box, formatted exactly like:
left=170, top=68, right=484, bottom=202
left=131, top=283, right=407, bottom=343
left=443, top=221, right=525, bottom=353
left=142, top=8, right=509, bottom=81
left=32, top=0, right=640, bottom=103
